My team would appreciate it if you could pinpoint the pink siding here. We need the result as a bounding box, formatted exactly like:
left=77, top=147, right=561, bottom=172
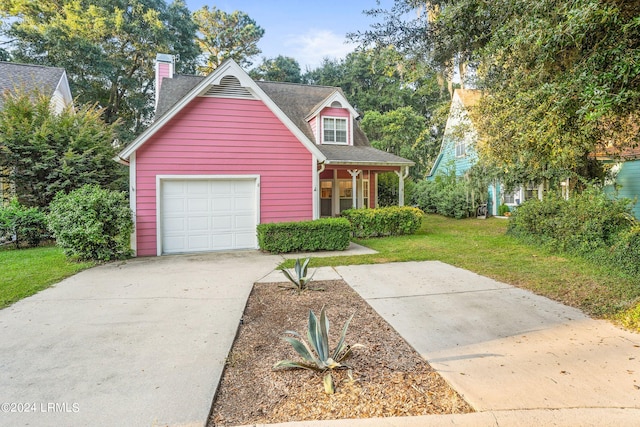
left=157, top=63, right=171, bottom=91
left=309, top=116, right=317, bottom=142
left=135, top=97, right=313, bottom=256
left=319, top=107, right=351, bottom=145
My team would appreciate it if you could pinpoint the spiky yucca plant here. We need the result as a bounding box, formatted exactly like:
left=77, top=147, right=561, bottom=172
left=280, top=257, right=320, bottom=292
left=273, top=306, right=362, bottom=393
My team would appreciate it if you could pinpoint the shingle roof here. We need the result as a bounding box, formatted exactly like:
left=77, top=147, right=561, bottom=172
left=0, top=61, right=65, bottom=109
left=155, top=76, right=373, bottom=146
left=154, top=73, right=413, bottom=165
left=318, top=145, right=414, bottom=166
left=155, top=74, right=202, bottom=118
left=456, top=88, right=482, bottom=109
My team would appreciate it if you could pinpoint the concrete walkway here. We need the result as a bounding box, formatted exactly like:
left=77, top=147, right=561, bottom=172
left=335, top=261, right=640, bottom=422
left=0, top=251, right=281, bottom=427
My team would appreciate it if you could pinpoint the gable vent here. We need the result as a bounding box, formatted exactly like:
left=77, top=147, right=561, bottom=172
left=202, top=75, right=255, bottom=99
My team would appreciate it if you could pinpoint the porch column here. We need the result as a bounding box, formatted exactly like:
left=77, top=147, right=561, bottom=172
left=332, top=169, right=339, bottom=215
left=348, top=169, right=361, bottom=209
left=394, top=166, right=409, bottom=207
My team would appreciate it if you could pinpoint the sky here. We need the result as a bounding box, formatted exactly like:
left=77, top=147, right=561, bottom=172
left=184, top=0, right=395, bottom=71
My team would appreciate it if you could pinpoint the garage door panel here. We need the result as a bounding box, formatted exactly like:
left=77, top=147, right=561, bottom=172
left=234, top=196, right=254, bottom=210
left=163, top=181, right=185, bottom=195
left=164, top=217, right=186, bottom=232
left=187, top=234, right=209, bottom=250
left=235, top=214, right=255, bottom=228
left=235, top=232, right=256, bottom=247
left=186, top=180, right=208, bottom=194
left=163, top=197, right=186, bottom=214
left=163, top=235, right=187, bottom=253
left=187, top=198, right=209, bottom=213
left=211, top=233, right=233, bottom=250
left=212, top=216, right=233, bottom=231
left=212, top=198, right=233, bottom=212
left=160, top=178, right=257, bottom=254
left=187, top=216, right=209, bottom=231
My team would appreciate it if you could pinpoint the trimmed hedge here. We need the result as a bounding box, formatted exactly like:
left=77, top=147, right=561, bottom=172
left=342, top=206, right=424, bottom=238
left=257, top=218, right=351, bottom=253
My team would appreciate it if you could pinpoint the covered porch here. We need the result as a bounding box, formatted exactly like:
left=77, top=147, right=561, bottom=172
left=314, top=145, right=414, bottom=217
left=317, top=163, right=411, bottom=217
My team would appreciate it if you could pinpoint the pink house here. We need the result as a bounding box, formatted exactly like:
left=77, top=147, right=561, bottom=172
left=118, top=55, right=413, bottom=256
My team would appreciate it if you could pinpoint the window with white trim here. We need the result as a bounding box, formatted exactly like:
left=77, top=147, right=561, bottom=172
left=323, top=117, right=348, bottom=144
left=455, top=140, right=466, bottom=157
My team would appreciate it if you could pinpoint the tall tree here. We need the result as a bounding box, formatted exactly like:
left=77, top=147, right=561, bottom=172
left=305, top=47, right=449, bottom=118
left=1, top=0, right=200, bottom=142
left=353, top=0, right=640, bottom=185
left=193, top=6, right=264, bottom=74
left=249, top=55, right=302, bottom=83
left=361, top=106, right=436, bottom=179
left=0, top=90, right=124, bottom=207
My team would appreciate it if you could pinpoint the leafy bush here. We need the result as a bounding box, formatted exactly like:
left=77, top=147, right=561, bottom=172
left=412, top=174, right=480, bottom=219
left=0, top=199, right=48, bottom=248
left=257, top=218, right=351, bottom=253
left=498, top=204, right=511, bottom=216
left=47, top=185, right=133, bottom=261
left=341, top=206, right=423, bottom=238
left=376, top=172, right=415, bottom=207
left=508, top=187, right=639, bottom=275
left=610, top=226, right=640, bottom=276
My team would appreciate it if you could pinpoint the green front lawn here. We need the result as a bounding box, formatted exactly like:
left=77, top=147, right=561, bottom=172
left=0, top=246, right=94, bottom=308
left=285, top=215, right=640, bottom=331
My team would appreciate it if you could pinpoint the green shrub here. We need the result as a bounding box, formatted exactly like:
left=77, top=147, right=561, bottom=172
left=508, top=187, right=639, bottom=275
left=412, top=180, right=439, bottom=213
left=342, top=206, right=424, bottom=238
left=498, top=204, right=511, bottom=216
left=412, top=173, right=479, bottom=219
left=377, top=172, right=415, bottom=207
left=0, top=199, right=48, bottom=248
left=611, top=226, right=640, bottom=276
left=257, top=218, right=351, bottom=253
left=47, top=185, right=133, bottom=261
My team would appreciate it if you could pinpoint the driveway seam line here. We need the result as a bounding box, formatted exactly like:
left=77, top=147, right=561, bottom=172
left=364, top=287, right=512, bottom=300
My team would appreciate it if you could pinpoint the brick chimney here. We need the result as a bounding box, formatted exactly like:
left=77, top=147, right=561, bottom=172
left=155, top=53, right=174, bottom=109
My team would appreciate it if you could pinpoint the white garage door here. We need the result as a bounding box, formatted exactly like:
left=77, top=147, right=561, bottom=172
left=160, top=178, right=257, bottom=254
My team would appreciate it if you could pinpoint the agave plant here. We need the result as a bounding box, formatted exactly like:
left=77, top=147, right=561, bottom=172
left=273, top=306, right=362, bottom=393
left=280, top=257, right=320, bottom=292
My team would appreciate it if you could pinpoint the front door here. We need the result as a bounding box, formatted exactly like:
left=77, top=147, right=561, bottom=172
left=320, top=181, right=332, bottom=217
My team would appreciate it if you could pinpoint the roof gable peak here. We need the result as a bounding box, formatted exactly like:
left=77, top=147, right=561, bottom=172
left=119, top=59, right=326, bottom=162
left=306, top=90, right=358, bottom=121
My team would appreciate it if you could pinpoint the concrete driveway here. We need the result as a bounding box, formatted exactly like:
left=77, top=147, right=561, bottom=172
left=0, top=251, right=280, bottom=427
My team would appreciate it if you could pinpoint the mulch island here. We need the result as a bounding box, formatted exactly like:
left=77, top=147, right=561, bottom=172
left=208, top=279, right=473, bottom=426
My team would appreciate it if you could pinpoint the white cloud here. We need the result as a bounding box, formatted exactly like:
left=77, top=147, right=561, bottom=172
left=284, top=29, right=356, bottom=70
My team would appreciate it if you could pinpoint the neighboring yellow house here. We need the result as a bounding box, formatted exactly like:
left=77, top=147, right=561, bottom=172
left=0, top=61, right=73, bottom=205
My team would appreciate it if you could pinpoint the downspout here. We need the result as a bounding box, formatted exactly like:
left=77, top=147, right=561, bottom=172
left=316, top=162, right=325, bottom=219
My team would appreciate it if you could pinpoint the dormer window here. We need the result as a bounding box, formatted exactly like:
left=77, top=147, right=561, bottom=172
left=323, top=117, right=347, bottom=144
